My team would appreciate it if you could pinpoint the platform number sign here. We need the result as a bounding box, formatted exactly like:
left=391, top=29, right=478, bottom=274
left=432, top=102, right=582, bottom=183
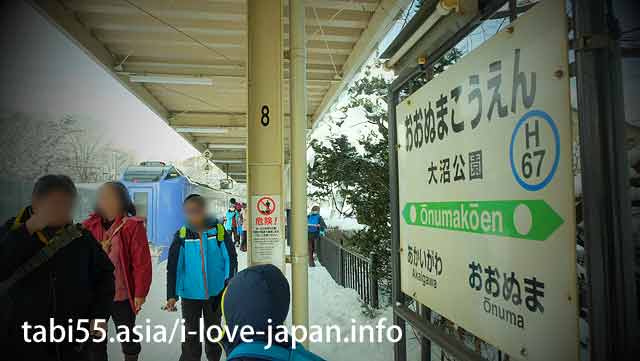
left=261, top=105, right=270, bottom=127
left=394, top=1, right=577, bottom=360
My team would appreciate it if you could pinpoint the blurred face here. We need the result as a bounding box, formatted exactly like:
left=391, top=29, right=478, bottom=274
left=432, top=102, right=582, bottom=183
left=184, top=201, right=206, bottom=227
left=32, top=191, right=75, bottom=227
left=97, top=185, right=122, bottom=219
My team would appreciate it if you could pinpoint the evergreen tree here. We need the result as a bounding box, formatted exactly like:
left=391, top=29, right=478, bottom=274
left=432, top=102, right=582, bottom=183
left=309, top=61, right=393, bottom=295
left=309, top=51, right=462, bottom=305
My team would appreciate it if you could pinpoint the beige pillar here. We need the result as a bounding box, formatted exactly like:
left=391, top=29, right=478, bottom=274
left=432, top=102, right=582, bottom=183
left=247, top=0, right=285, bottom=270
left=289, top=0, right=310, bottom=346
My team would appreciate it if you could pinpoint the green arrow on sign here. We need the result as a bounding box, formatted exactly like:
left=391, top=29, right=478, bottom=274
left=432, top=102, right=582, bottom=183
left=402, top=200, right=563, bottom=241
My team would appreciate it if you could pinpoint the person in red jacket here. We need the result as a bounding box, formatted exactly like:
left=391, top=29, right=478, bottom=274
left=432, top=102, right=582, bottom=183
left=83, top=181, right=152, bottom=361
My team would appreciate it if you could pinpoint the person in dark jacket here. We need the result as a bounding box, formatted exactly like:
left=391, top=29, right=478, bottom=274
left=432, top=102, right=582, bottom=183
left=222, top=265, right=324, bottom=361
left=239, top=203, right=248, bottom=252
left=0, top=175, right=115, bottom=361
left=164, top=194, right=234, bottom=361
left=225, top=223, right=239, bottom=277
left=83, top=181, right=152, bottom=361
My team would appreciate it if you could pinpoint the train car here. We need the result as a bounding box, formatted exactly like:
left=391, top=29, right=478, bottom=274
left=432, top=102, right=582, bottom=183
left=120, top=161, right=236, bottom=261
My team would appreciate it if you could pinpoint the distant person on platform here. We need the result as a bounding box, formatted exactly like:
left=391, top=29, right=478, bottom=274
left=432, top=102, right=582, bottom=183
left=307, top=205, right=327, bottom=267
left=239, top=202, right=248, bottom=252
left=0, top=175, right=115, bottom=361
left=235, top=201, right=244, bottom=250
left=83, top=181, right=152, bottom=361
left=224, top=198, right=241, bottom=247
left=220, top=200, right=239, bottom=276
left=164, top=194, right=235, bottom=361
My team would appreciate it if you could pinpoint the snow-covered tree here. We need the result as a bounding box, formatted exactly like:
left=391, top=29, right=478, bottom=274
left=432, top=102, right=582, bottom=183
left=0, top=113, right=136, bottom=183
left=0, top=113, right=77, bottom=181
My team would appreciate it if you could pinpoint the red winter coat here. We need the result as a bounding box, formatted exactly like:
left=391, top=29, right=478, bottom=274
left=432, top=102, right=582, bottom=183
left=83, top=213, right=152, bottom=313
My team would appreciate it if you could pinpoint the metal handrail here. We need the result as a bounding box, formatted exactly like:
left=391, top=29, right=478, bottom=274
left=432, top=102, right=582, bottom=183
left=322, top=237, right=370, bottom=262
left=316, top=236, right=379, bottom=308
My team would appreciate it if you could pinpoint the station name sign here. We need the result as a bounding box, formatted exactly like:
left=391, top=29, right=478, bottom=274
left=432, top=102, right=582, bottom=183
left=395, top=1, right=578, bottom=360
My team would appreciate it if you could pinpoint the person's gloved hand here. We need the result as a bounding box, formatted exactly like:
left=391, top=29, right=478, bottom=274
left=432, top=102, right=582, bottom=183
left=162, top=298, right=178, bottom=312
left=89, top=319, right=107, bottom=339
left=134, top=297, right=146, bottom=314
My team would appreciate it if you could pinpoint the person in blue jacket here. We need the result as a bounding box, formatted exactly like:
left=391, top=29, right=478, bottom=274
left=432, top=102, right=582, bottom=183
left=224, top=198, right=241, bottom=247
left=164, top=194, right=234, bottom=361
left=307, top=205, right=327, bottom=267
left=222, top=264, right=325, bottom=361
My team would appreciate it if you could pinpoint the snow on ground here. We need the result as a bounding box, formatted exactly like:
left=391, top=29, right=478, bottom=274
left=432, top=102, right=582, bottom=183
left=305, top=262, right=418, bottom=360
left=107, top=250, right=419, bottom=361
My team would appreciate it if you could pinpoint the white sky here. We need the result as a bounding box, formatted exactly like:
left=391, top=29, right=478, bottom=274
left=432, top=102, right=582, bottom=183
left=0, top=1, right=199, bottom=162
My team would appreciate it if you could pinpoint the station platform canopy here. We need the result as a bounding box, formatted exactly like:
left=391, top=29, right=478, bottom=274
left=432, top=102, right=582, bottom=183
left=30, top=0, right=411, bottom=182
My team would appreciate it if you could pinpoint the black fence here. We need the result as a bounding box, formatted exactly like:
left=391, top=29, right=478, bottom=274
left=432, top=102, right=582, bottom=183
left=316, top=237, right=379, bottom=308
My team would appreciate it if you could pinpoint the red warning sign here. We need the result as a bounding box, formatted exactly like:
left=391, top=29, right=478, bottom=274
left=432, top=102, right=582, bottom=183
left=256, top=196, right=276, bottom=216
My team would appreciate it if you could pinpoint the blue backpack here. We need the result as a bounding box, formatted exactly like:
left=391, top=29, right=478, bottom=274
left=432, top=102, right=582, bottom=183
left=227, top=341, right=325, bottom=361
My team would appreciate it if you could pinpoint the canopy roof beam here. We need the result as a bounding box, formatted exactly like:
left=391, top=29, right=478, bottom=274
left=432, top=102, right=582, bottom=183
left=310, top=0, right=413, bottom=127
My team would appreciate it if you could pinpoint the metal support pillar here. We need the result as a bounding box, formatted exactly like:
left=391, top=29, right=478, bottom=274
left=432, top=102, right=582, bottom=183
left=247, top=0, right=285, bottom=270
left=573, top=0, right=638, bottom=359
left=289, top=0, right=310, bottom=346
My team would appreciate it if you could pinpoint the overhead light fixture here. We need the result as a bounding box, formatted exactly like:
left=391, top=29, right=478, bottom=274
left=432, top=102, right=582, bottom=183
left=208, top=144, right=247, bottom=150
left=129, top=74, right=213, bottom=86
left=211, top=159, right=244, bottom=164
left=174, top=127, right=228, bottom=134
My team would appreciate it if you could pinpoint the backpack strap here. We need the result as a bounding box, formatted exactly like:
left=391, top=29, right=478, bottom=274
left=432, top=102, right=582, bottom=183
left=108, top=217, right=128, bottom=239
left=12, top=207, right=48, bottom=244
left=101, top=217, right=128, bottom=253
left=0, top=224, right=84, bottom=295
left=227, top=342, right=291, bottom=361
left=181, top=224, right=225, bottom=242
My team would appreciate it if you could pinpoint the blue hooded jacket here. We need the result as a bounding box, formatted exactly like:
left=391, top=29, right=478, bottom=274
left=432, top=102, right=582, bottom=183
left=224, top=209, right=240, bottom=231
left=307, top=213, right=326, bottom=234
left=166, top=218, right=233, bottom=300
left=222, top=265, right=325, bottom=361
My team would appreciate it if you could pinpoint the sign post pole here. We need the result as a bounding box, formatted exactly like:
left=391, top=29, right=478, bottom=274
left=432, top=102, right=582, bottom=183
left=388, top=85, right=407, bottom=361
left=247, top=0, right=285, bottom=270
left=574, top=0, right=639, bottom=358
